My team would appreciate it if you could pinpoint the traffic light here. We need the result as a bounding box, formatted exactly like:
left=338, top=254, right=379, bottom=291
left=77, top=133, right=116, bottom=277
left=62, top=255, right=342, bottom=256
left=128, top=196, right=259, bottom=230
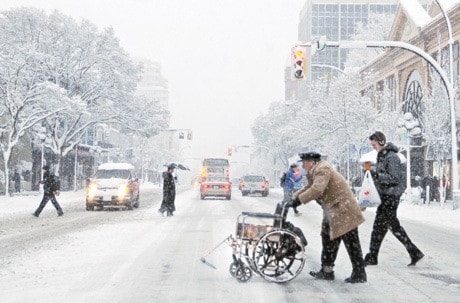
left=227, top=146, right=233, bottom=156
left=291, top=46, right=307, bottom=80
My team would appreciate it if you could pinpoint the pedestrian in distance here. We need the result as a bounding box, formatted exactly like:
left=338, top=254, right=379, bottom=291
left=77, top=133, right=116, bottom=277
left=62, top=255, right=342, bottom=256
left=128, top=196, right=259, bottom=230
left=13, top=169, right=21, bottom=193
left=365, top=131, right=424, bottom=267
left=158, top=164, right=176, bottom=217
left=287, top=151, right=367, bottom=283
left=33, top=165, right=63, bottom=217
left=282, top=163, right=303, bottom=215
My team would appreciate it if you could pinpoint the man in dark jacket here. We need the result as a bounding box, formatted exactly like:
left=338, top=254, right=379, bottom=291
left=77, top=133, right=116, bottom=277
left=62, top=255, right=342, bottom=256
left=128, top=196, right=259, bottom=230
left=158, top=164, right=176, bottom=216
left=365, top=131, right=424, bottom=267
left=33, top=165, right=63, bottom=217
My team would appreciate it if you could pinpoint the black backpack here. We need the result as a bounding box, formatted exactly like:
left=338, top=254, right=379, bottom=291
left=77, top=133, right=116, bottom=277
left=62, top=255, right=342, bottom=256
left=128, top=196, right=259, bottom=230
left=280, top=172, right=287, bottom=187
left=49, top=174, right=61, bottom=192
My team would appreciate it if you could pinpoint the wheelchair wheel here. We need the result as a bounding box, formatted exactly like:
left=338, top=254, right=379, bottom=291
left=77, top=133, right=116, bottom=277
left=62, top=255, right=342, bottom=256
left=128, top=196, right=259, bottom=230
left=235, top=265, right=252, bottom=282
left=253, top=230, right=306, bottom=283
left=229, top=261, right=238, bottom=277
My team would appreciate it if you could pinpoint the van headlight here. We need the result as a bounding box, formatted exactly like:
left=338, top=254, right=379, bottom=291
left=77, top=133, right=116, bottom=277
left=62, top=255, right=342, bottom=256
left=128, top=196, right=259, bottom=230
left=87, top=183, right=98, bottom=198
left=118, top=183, right=129, bottom=198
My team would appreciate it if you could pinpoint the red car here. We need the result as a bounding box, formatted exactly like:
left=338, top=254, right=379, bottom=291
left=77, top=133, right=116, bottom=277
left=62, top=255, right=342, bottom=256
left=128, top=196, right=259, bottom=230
left=200, top=176, right=232, bottom=200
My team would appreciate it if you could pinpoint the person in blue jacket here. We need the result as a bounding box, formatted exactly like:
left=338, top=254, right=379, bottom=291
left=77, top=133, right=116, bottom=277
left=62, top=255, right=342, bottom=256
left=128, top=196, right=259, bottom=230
left=283, top=163, right=303, bottom=214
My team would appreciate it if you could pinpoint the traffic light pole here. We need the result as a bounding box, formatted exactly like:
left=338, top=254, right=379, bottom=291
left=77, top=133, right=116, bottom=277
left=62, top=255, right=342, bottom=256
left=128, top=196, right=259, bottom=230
left=299, top=39, right=459, bottom=200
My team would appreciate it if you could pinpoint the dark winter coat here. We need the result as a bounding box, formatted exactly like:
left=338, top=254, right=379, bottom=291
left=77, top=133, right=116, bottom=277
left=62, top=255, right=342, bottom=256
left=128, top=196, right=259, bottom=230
left=294, top=160, right=365, bottom=240
left=162, top=171, right=176, bottom=205
left=373, top=142, right=406, bottom=197
left=42, top=171, right=60, bottom=194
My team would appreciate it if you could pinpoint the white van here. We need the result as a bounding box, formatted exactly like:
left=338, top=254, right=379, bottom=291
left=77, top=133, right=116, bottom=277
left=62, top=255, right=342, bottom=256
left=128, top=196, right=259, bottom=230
left=86, top=163, right=140, bottom=211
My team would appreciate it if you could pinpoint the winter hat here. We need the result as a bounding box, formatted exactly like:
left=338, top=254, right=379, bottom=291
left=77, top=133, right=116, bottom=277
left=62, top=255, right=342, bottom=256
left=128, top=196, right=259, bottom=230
left=369, top=131, right=386, bottom=146
left=290, top=163, right=298, bottom=168
left=298, top=151, right=321, bottom=161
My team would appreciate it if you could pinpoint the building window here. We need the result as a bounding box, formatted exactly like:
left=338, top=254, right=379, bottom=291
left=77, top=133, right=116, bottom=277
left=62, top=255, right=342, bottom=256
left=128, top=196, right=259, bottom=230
left=403, top=70, right=424, bottom=129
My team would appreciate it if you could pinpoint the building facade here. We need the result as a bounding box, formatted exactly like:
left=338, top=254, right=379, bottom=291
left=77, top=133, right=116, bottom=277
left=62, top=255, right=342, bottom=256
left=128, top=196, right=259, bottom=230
left=287, top=0, right=398, bottom=101
left=135, top=58, right=169, bottom=108
left=360, top=1, right=460, bottom=192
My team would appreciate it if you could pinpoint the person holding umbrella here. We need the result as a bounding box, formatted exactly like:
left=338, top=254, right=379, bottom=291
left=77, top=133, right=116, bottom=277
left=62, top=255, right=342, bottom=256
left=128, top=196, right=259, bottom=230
left=158, top=163, right=176, bottom=216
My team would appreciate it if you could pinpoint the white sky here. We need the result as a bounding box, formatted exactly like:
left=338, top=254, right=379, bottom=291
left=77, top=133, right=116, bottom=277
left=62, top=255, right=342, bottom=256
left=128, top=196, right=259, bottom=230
left=0, top=0, right=305, bottom=158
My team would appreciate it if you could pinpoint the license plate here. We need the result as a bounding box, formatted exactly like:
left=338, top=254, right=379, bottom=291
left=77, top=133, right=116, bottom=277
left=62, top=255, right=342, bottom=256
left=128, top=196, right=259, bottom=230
left=103, top=195, right=111, bottom=201
left=213, top=185, right=219, bottom=189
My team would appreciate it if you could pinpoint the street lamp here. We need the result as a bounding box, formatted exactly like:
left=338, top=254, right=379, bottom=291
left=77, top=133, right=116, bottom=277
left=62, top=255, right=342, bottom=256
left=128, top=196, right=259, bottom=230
left=397, top=112, right=422, bottom=203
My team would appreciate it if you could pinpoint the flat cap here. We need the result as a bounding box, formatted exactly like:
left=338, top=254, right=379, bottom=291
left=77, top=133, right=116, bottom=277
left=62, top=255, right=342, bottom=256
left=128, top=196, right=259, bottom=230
left=298, top=151, right=321, bottom=161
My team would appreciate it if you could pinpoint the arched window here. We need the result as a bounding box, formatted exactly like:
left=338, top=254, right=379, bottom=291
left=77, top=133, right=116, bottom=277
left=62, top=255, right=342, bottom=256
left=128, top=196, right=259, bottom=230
left=403, top=70, right=424, bottom=130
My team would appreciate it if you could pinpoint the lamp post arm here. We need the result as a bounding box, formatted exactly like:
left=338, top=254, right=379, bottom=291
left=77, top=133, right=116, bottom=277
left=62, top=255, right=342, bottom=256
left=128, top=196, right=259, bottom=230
left=434, top=0, right=455, bottom=88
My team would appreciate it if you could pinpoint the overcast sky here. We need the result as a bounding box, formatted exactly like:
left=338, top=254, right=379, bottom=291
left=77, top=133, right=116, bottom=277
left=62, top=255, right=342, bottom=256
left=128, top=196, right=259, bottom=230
left=1, top=0, right=305, bottom=159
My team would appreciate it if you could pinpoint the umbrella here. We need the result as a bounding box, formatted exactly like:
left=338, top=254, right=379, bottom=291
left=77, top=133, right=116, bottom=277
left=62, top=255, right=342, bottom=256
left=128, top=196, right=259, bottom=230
left=358, top=150, right=406, bottom=164
left=164, top=162, right=190, bottom=170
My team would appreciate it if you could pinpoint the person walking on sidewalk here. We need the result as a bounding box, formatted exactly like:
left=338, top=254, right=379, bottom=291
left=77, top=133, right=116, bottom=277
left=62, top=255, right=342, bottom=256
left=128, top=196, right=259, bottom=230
left=365, top=131, right=424, bottom=267
left=33, top=165, right=63, bottom=217
left=13, top=169, right=21, bottom=193
left=288, top=151, right=367, bottom=283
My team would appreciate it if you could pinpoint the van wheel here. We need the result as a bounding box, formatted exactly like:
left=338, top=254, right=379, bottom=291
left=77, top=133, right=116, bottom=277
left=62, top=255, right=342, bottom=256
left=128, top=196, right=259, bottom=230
left=126, top=199, right=134, bottom=210
left=86, top=205, right=94, bottom=211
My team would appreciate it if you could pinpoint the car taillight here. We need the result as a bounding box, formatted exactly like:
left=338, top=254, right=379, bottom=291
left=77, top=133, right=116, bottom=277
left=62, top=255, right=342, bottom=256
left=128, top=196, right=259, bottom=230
left=241, top=182, right=245, bottom=188
left=224, top=185, right=230, bottom=189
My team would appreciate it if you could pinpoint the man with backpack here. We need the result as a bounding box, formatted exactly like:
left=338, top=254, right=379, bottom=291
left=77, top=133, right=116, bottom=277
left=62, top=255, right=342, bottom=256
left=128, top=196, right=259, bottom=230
left=33, top=165, right=63, bottom=217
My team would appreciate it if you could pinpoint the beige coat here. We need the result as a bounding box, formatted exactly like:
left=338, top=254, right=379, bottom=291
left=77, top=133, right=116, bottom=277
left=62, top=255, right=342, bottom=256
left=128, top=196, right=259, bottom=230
left=294, top=160, right=365, bottom=240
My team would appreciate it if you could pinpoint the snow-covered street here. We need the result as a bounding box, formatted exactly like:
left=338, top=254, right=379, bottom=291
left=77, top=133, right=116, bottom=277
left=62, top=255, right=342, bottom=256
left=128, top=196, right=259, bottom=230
left=0, top=184, right=459, bottom=302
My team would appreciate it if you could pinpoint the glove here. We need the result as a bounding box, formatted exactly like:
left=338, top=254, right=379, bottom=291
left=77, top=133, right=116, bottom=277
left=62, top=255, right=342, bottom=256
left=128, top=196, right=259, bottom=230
left=287, top=197, right=301, bottom=209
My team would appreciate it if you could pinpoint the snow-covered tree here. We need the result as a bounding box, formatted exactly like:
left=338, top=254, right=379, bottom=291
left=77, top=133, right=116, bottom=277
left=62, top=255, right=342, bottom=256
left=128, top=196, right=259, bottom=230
left=0, top=7, right=170, bottom=193
left=344, top=13, right=395, bottom=74
left=0, top=8, right=71, bottom=195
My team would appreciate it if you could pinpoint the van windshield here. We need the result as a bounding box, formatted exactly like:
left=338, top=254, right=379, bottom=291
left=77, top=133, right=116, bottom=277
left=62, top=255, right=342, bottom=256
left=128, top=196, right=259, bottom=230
left=95, top=169, right=130, bottom=179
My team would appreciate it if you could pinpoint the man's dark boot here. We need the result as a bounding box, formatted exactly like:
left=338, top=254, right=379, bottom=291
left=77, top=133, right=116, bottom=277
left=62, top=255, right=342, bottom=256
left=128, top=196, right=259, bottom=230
left=345, top=270, right=367, bottom=283
left=166, top=211, right=173, bottom=217
left=309, top=268, right=335, bottom=281
left=57, top=210, right=64, bottom=216
left=364, top=253, right=378, bottom=266
left=408, top=250, right=424, bottom=266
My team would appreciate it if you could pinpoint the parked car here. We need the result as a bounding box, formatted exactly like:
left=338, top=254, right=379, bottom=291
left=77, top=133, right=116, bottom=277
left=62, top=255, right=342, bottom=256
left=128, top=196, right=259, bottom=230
left=200, top=176, right=231, bottom=200
left=240, top=174, right=269, bottom=197
left=86, top=163, right=140, bottom=211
